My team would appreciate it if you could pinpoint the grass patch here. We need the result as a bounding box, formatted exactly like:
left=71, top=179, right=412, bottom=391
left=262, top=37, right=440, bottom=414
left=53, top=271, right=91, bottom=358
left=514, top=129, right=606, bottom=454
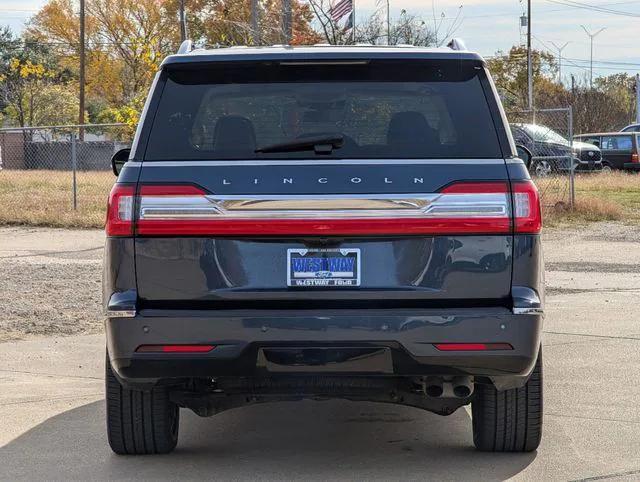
left=544, top=196, right=624, bottom=226
left=0, top=168, right=638, bottom=229
left=0, top=169, right=114, bottom=229
left=539, top=171, right=640, bottom=227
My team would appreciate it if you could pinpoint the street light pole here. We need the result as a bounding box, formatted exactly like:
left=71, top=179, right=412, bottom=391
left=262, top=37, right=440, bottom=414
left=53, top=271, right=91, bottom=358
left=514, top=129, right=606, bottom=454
left=581, top=25, right=606, bottom=89
left=550, top=41, right=569, bottom=85
left=527, top=0, right=533, bottom=110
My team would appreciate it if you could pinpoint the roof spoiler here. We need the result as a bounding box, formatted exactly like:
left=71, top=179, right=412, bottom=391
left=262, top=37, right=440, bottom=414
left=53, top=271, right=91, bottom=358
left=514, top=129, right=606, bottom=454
left=447, top=38, right=467, bottom=51
left=177, top=40, right=194, bottom=54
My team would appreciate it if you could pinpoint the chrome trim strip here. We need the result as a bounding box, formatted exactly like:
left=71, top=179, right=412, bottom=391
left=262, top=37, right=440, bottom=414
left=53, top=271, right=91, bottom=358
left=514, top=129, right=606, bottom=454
left=106, top=309, right=137, bottom=318
left=138, top=193, right=510, bottom=220
left=512, top=307, right=544, bottom=315
left=135, top=158, right=505, bottom=167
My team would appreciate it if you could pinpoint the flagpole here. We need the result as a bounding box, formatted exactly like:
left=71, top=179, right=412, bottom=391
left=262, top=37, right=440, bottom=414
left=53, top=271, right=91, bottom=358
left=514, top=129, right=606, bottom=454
left=387, top=0, right=390, bottom=45
left=352, top=1, right=356, bottom=44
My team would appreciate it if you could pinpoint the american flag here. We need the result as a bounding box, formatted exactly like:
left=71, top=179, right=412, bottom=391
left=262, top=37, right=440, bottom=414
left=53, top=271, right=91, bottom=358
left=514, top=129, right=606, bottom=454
left=330, top=0, right=353, bottom=22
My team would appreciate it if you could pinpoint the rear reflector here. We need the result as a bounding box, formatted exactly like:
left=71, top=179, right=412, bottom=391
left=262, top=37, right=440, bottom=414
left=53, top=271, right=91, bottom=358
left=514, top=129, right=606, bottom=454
left=105, top=181, right=542, bottom=236
left=135, top=344, right=215, bottom=353
left=434, top=343, right=513, bottom=351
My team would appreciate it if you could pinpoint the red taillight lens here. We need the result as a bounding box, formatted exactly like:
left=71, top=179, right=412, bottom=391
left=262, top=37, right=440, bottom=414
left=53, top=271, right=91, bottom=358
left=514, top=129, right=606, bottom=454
left=512, top=180, right=542, bottom=234
left=440, top=181, right=509, bottom=194
left=135, top=344, right=215, bottom=353
left=631, top=153, right=639, bottom=163
left=434, top=343, right=513, bottom=351
left=105, top=184, right=135, bottom=236
left=119, top=181, right=541, bottom=236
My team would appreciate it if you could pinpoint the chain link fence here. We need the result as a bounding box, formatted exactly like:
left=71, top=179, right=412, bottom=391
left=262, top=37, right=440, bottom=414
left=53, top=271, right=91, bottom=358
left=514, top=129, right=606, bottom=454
left=0, top=113, right=582, bottom=226
left=506, top=108, right=576, bottom=209
left=0, top=124, right=130, bottom=227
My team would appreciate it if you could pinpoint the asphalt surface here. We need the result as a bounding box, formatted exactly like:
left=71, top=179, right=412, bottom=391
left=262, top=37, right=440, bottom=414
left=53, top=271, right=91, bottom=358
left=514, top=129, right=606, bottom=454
left=1, top=223, right=640, bottom=481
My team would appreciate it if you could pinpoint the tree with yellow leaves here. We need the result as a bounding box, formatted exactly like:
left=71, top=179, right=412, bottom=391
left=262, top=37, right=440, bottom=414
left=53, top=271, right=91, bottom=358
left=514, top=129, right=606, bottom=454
left=0, top=27, right=78, bottom=127
left=25, top=0, right=321, bottom=126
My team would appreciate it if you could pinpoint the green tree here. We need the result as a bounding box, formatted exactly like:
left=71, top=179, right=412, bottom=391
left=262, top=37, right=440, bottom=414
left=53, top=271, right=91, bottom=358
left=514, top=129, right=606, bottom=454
left=0, top=27, right=75, bottom=127
left=487, top=46, right=557, bottom=110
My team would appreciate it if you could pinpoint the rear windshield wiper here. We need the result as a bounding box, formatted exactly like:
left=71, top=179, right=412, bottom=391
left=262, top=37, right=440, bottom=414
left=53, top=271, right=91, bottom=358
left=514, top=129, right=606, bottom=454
left=255, top=134, right=344, bottom=155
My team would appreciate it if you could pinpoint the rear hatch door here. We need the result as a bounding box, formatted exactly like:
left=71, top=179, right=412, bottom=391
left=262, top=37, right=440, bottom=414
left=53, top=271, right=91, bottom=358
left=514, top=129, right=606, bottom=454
left=133, top=56, right=519, bottom=308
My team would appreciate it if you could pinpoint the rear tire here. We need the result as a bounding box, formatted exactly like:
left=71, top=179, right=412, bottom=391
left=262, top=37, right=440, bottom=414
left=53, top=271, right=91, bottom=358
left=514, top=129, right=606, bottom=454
left=471, top=347, right=543, bottom=452
left=106, top=353, right=179, bottom=455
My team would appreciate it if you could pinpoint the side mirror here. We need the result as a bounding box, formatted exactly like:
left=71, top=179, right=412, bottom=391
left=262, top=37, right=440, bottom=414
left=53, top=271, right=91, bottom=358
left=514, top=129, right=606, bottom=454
left=515, top=144, right=533, bottom=169
left=111, top=148, right=131, bottom=176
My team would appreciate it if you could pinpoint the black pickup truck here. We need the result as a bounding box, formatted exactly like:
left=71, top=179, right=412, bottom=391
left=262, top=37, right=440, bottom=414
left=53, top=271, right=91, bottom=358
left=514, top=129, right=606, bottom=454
left=104, top=43, right=544, bottom=455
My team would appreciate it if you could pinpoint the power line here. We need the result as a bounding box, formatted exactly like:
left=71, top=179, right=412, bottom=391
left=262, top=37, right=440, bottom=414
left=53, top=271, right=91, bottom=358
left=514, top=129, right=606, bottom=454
left=439, top=0, right=640, bottom=20
left=543, top=0, right=640, bottom=17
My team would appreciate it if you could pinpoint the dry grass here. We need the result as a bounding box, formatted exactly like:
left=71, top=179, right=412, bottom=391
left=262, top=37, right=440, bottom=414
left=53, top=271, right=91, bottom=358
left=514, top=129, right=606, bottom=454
left=544, top=196, right=624, bottom=226
left=0, top=168, right=638, bottom=229
left=0, top=169, right=113, bottom=228
left=539, top=171, right=640, bottom=227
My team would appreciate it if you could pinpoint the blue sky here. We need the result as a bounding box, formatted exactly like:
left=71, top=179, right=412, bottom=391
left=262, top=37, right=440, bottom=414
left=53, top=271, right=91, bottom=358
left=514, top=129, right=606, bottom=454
left=2, top=0, right=639, bottom=81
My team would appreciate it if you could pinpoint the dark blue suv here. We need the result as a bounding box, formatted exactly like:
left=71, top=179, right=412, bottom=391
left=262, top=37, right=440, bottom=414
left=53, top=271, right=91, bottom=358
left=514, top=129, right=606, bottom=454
left=104, top=44, right=544, bottom=455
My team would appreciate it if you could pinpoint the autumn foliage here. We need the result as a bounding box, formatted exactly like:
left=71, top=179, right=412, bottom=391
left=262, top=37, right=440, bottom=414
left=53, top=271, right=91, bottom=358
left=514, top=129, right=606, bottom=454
left=2, top=0, right=320, bottom=128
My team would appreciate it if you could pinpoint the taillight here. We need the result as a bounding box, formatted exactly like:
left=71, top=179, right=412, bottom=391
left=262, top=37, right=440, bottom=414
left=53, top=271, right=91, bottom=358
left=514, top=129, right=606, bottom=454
left=135, top=344, right=215, bottom=353
left=512, top=180, right=542, bottom=234
left=631, top=153, right=639, bottom=163
left=114, top=181, right=542, bottom=236
left=105, top=184, right=135, bottom=236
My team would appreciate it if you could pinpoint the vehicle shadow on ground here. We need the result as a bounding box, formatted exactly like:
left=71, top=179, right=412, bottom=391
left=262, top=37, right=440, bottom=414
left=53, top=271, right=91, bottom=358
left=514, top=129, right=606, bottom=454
left=0, top=399, right=535, bottom=480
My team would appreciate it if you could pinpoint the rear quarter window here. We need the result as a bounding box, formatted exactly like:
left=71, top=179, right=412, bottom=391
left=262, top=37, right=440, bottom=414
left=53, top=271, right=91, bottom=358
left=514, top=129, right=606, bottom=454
left=601, top=135, right=633, bottom=151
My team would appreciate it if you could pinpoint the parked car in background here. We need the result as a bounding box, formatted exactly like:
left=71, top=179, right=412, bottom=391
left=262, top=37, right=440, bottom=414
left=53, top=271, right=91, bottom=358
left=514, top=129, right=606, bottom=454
left=574, top=132, right=640, bottom=172
left=510, top=123, right=602, bottom=176
left=620, top=123, right=640, bottom=133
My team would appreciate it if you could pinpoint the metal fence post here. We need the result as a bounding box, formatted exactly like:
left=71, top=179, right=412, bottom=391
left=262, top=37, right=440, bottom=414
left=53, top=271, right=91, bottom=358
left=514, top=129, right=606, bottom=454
left=71, top=131, right=78, bottom=210
left=568, top=106, right=575, bottom=209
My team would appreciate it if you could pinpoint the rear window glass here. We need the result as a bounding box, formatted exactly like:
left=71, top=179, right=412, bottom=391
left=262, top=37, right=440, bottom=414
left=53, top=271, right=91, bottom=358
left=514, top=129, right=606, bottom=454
left=144, top=60, right=502, bottom=161
left=601, top=135, right=633, bottom=151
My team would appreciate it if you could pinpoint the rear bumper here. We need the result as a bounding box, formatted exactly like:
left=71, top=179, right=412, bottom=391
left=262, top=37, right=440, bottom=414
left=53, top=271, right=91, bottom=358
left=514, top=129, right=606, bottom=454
left=624, top=163, right=640, bottom=171
left=106, top=307, right=542, bottom=391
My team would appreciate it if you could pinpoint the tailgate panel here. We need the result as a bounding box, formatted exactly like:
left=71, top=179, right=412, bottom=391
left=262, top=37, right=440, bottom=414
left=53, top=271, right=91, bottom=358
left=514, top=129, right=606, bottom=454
left=134, top=160, right=513, bottom=305
left=135, top=235, right=511, bottom=302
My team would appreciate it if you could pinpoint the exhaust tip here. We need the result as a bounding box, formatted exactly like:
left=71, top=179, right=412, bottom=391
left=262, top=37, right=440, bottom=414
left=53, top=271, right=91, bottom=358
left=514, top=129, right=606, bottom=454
left=426, top=385, right=444, bottom=398
left=453, top=385, right=472, bottom=398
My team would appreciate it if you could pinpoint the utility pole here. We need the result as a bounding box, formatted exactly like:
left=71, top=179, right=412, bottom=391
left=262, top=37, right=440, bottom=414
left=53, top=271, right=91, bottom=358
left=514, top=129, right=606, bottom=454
left=527, top=0, right=533, bottom=110
left=636, top=74, right=640, bottom=124
left=282, top=0, right=292, bottom=44
left=179, top=0, right=187, bottom=42
left=251, top=0, right=259, bottom=45
left=78, top=0, right=85, bottom=141
left=550, top=41, right=569, bottom=85
left=581, top=25, right=606, bottom=89
left=387, top=0, right=391, bottom=45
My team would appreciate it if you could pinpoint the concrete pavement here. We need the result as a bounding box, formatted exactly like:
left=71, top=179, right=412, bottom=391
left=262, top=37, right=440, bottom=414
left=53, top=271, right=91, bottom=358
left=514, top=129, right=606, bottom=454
left=1, top=223, right=639, bottom=480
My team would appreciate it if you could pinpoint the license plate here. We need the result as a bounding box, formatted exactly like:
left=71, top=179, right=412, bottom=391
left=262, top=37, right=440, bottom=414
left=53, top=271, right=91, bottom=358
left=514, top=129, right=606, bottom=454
left=287, top=248, right=360, bottom=287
